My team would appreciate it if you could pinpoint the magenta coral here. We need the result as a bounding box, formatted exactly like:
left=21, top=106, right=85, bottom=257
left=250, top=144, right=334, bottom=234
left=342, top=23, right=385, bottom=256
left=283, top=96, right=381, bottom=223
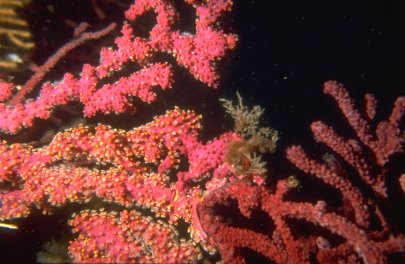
left=0, top=0, right=237, bottom=134
left=1, top=0, right=404, bottom=263
left=0, top=106, right=242, bottom=261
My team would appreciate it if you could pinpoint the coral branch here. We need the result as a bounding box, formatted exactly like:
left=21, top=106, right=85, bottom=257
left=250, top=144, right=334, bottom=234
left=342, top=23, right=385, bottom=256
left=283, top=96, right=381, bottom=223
left=7, top=22, right=117, bottom=105
left=198, top=81, right=405, bottom=263
left=0, top=0, right=237, bottom=134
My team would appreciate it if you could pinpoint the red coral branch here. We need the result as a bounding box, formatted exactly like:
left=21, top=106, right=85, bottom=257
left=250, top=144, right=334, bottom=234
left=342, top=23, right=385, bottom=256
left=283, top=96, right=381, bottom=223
left=198, top=81, right=405, bottom=263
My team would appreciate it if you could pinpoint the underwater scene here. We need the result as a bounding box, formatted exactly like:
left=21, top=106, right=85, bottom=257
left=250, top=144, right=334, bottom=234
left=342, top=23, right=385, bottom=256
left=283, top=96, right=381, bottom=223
left=0, top=0, right=404, bottom=263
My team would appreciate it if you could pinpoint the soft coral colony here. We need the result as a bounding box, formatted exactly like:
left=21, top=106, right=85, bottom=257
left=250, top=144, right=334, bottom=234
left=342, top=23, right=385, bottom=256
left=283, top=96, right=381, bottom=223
left=199, top=81, right=405, bottom=263
left=0, top=0, right=404, bottom=263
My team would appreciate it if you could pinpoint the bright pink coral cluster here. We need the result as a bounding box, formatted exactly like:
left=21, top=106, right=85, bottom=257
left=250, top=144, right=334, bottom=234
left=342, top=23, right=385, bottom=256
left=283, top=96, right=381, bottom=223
left=0, top=0, right=240, bottom=262
left=68, top=210, right=201, bottom=263
left=0, top=0, right=237, bottom=134
left=1, top=0, right=404, bottom=263
left=0, top=106, right=241, bottom=262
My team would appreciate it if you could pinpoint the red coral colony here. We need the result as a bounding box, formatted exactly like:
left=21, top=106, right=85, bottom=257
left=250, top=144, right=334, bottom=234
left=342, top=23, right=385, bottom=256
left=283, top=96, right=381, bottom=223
left=0, top=0, right=404, bottom=263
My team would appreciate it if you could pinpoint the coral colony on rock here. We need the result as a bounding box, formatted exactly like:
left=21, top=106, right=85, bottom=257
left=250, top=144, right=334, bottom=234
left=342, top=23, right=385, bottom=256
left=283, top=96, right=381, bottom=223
left=0, top=0, right=404, bottom=263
